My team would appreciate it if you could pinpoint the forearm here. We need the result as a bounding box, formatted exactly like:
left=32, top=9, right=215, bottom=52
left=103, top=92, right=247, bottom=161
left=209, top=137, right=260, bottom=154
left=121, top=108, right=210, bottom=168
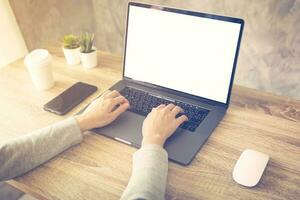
left=121, top=144, right=168, bottom=200
left=0, top=117, right=83, bottom=181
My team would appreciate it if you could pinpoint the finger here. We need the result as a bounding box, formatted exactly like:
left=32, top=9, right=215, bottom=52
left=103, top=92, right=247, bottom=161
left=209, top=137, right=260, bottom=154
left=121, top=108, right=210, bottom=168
left=164, top=103, right=175, bottom=111
left=153, top=104, right=166, bottom=110
left=124, top=98, right=130, bottom=106
left=111, top=96, right=127, bottom=105
left=171, top=106, right=183, bottom=116
left=111, top=102, right=130, bottom=117
left=175, top=115, right=188, bottom=126
left=122, top=95, right=130, bottom=104
left=104, top=90, right=120, bottom=99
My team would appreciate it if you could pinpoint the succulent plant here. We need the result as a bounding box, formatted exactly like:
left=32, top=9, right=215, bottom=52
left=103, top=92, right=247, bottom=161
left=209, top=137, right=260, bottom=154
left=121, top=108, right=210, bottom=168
left=79, top=32, right=95, bottom=53
left=63, top=34, right=80, bottom=49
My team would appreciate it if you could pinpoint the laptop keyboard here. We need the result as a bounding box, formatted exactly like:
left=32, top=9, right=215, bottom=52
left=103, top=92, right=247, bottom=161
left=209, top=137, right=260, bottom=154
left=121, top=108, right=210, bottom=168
left=120, top=87, right=210, bottom=132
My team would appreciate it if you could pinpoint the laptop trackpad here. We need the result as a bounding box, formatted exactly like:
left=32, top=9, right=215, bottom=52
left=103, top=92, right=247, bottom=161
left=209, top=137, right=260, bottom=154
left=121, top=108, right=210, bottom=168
left=92, top=111, right=144, bottom=147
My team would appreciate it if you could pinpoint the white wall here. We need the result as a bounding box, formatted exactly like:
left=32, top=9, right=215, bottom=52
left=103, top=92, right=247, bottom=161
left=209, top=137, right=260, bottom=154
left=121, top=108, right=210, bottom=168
left=0, top=0, right=28, bottom=67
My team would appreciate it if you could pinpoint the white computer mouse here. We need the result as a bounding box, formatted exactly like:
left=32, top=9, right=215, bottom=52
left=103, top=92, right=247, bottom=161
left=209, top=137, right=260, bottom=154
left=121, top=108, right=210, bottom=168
left=233, top=149, right=269, bottom=187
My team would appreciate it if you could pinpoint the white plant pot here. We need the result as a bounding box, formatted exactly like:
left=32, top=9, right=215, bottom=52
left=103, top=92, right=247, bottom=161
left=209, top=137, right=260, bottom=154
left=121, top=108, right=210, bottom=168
left=62, top=46, right=80, bottom=65
left=79, top=50, right=98, bottom=69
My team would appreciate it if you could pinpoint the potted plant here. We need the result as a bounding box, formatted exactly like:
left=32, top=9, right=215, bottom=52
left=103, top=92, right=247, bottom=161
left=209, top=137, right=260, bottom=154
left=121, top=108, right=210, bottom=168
left=79, top=32, right=98, bottom=69
left=62, top=34, right=80, bottom=65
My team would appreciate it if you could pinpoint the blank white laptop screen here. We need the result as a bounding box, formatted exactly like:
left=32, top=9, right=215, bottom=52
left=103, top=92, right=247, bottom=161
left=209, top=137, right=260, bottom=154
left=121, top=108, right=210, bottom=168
left=124, top=5, right=242, bottom=103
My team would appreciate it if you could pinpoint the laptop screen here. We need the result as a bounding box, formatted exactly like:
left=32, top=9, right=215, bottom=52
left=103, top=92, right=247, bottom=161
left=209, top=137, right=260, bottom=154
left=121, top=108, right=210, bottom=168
left=124, top=4, right=243, bottom=104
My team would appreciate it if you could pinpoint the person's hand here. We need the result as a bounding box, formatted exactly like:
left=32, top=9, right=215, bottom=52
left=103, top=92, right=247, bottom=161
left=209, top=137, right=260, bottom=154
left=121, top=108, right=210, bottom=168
left=75, top=90, right=130, bottom=132
left=142, top=104, right=188, bottom=147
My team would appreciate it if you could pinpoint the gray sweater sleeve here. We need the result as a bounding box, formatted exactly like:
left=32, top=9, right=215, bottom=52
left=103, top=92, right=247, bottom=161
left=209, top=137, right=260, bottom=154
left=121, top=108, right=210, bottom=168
left=0, top=117, right=83, bottom=181
left=0, top=117, right=168, bottom=199
left=121, top=144, right=168, bottom=200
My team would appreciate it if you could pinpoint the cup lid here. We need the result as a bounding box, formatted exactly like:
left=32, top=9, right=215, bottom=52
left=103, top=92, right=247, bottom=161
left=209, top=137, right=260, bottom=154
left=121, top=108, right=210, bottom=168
left=24, top=49, right=52, bottom=68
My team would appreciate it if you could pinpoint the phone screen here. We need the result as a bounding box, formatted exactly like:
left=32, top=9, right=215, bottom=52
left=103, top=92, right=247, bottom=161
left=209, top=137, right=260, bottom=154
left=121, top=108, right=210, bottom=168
left=43, top=82, right=97, bottom=115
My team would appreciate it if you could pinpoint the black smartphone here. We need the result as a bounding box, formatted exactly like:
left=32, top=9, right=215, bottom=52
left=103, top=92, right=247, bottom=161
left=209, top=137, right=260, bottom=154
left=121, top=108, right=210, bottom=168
left=43, top=82, right=97, bottom=115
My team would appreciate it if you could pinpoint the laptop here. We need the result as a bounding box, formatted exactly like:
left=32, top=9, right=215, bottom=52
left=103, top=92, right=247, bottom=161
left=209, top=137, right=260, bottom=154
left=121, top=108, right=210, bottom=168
left=85, top=2, right=244, bottom=165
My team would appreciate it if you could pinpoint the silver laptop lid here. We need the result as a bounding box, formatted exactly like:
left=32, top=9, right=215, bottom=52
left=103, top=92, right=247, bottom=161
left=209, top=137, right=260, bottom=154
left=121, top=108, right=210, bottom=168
left=123, top=2, right=244, bottom=105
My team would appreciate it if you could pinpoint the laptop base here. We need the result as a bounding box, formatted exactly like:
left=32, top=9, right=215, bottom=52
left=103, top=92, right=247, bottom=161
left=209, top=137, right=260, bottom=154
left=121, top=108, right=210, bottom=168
left=86, top=80, right=226, bottom=165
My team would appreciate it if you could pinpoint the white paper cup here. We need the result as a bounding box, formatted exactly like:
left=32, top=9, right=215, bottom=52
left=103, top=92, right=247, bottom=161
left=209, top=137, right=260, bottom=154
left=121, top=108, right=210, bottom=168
left=24, top=49, right=54, bottom=90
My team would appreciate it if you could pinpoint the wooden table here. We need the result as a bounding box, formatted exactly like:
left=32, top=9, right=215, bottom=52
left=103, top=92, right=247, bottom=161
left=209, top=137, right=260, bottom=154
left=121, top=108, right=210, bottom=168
left=0, top=47, right=299, bottom=200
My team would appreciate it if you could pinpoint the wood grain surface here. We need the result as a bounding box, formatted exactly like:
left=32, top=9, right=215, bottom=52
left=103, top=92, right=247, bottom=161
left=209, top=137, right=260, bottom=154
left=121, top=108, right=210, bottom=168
left=0, top=46, right=299, bottom=200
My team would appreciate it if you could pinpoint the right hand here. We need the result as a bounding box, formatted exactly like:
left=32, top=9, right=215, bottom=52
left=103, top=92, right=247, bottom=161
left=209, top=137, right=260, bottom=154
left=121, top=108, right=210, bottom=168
left=142, top=104, right=188, bottom=147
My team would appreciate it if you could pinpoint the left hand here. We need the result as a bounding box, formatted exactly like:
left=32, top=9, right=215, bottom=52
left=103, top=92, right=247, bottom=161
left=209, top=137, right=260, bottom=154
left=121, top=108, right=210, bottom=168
left=75, top=90, right=130, bottom=131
